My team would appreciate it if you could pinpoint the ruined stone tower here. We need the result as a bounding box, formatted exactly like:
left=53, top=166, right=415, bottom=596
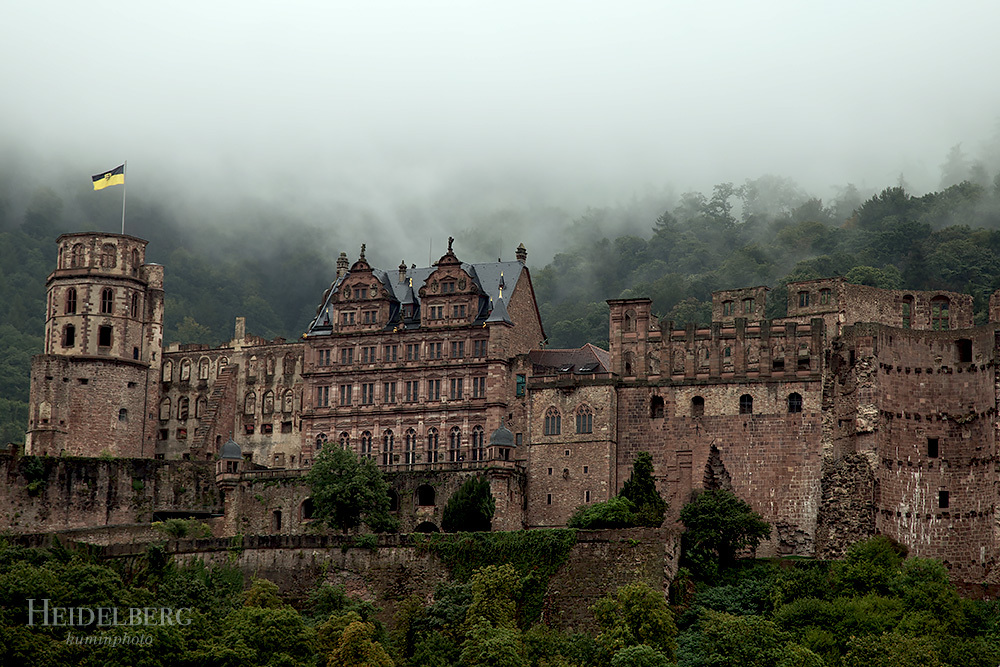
left=26, top=232, right=164, bottom=458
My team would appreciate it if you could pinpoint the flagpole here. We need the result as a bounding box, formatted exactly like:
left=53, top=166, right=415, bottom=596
left=120, top=161, right=127, bottom=235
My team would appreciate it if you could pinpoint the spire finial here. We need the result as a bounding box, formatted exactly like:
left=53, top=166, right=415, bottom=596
left=448, top=236, right=454, bottom=253
left=360, top=243, right=366, bottom=259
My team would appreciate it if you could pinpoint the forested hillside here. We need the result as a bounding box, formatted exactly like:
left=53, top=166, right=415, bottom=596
left=3, top=151, right=1000, bottom=444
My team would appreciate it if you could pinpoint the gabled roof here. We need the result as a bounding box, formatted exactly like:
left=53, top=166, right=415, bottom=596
left=305, top=253, right=527, bottom=335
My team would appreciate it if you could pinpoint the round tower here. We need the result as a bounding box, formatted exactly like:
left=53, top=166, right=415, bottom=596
left=26, top=232, right=164, bottom=458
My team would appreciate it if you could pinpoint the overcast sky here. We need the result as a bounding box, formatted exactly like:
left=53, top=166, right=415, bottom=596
left=3, top=1, right=1000, bottom=262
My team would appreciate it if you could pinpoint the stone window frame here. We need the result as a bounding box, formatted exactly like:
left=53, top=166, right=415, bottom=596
left=787, top=392, right=803, bottom=413
left=931, top=296, right=950, bottom=330
left=739, top=394, right=753, bottom=415
left=448, top=426, right=462, bottom=461
left=339, top=431, right=351, bottom=448
left=471, top=426, right=485, bottom=461
left=544, top=407, right=562, bottom=436
left=100, top=288, right=114, bottom=314
left=360, top=431, right=373, bottom=459
left=692, top=395, right=705, bottom=417
left=575, top=405, right=593, bottom=434
left=65, top=288, right=77, bottom=314
left=426, top=427, right=440, bottom=463
left=382, top=429, right=394, bottom=465
left=404, top=428, right=418, bottom=464
left=722, top=300, right=734, bottom=317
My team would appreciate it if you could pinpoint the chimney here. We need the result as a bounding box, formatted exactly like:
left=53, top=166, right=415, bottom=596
left=235, top=317, right=246, bottom=341
left=336, top=252, right=349, bottom=278
left=398, top=260, right=407, bottom=283
left=515, top=243, right=527, bottom=264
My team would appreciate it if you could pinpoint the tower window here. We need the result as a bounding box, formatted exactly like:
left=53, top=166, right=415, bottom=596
left=692, top=396, right=704, bottom=417
left=101, top=288, right=114, bottom=314
left=98, top=325, right=112, bottom=347
left=927, top=438, right=939, bottom=458
left=938, top=490, right=949, bottom=509
left=787, top=393, right=803, bottom=413
left=65, top=288, right=77, bottom=314
left=63, top=324, right=76, bottom=347
left=957, top=339, right=972, bottom=363
left=931, top=297, right=950, bottom=331
left=739, top=394, right=753, bottom=414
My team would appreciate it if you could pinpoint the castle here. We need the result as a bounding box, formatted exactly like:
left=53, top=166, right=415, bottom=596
left=16, top=231, right=1000, bottom=582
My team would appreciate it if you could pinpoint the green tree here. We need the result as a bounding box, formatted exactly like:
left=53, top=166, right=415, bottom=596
left=842, top=632, right=941, bottom=667
left=679, top=489, right=771, bottom=579
left=306, top=444, right=398, bottom=533
left=327, top=620, right=394, bottom=667
left=567, top=496, right=639, bottom=530
left=618, top=452, right=667, bottom=527
left=442, top=476, right=495, bottom=532
left=610, top=644, right=672, bottom=667
left=591, top=581, right=677, bottom=661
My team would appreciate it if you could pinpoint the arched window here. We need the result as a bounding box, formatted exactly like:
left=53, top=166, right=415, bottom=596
left=624, top=309, right=636, bottom=332
left=339, top=431, right=351, bottom=448
left=471, top=426, right=485, bottom=461
left=65, top=288, right=77, bottom=314
left=118, top=408, right=128, bottom=422
left=692, top=395, right=705, bottom=417
left=426, top=427, right=439, bottom=463
left=63, top=324, right=75, bottom=348
left=262, top=390, right=274, bottom=414
left=131, top=248, right=140, bottom=273
left=405, top=428, right=417, bottom=464
left=198, top=357, right=210, bottom=380
left=382, top=429, right=394, bottom=465
left=272, top=510, right=282, bottom=532
left=449, top=427, right=462, bottom=462
left=218, top=357, right=228, bottom=377
left=576, top=406, right=593, bottom=434
left=417, top=484, right=436, bottom=506
left=159, top=398, right=171, bottom=421
left=282, top=389, right=294, bottom=413
left=178, top=397, right=190, bottom=420
left=387, top=489, right=399, bottom=512
left=360, top=431, right=373, bottom=459
left=931, top=297, right=950, bottom=330
left=195, top=396, right=207, bottom=419
left=650, top=395, right=665, bottom=418
left=300, top=498, right=314, bottom=521
left=180, top=359, right=191, bottom=381
left=544, top=407, right=561, bottom=436
left=739, top=394, right=753, bottom=415
left=70, top=244, right=84, bottom=268
left=244, top=392, right=256, bottom=415
left=315, top=433, right=328, bottom=448
left=100, top=243, right=117, bottom=268
left=101, top=288, right=114, bottom=314
left=788, top=392, right=803, bottom=413
left=130, top=292, right=139, bottom=318
left=161, top=360, right=173, bottom=382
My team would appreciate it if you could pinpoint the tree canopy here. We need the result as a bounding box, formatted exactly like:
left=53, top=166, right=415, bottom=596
left=305, top=444, right=398, bottom=534
left=442, top=476, right=495, bottom=533
left=679, top=489, right=771, bottom=578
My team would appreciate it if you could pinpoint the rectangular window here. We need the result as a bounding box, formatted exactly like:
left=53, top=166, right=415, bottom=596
left=820, top=288, right=831, bottom=305
left=281, top=421, right=293, bottom=433
left=317, top=385, right=330, bottom=407
left=472, top=376, right=486, bottom=398
left=406, top=343, right=419, bottom=361
left=452, top=304, right=466, bottom=318
left=547, top=494, right=552, bottom=505
left=429, top=342, right=443, bottom=359
left=363, top=310, right=377, bottom=324
left=583, top=465, right=588, bottom=474
left=261, top=423, right=273, bottom=434
left=901, top=302, right=911, bottom=329
left=353, top=287, right=364, bottom=299
left=361, top=382, right=375, bottom=405
left=339, top=384, right=353, bottom=406
left=442, top=281, right=456, bottom=293
left=384, top=344, right=398, bottom=362
left=515, top=433, right=522, bottom=446
left=318, top=349, right=331, bottom=366
left=429, top=305, right=444, bottom=320
left=515, top=374, right=526, bottom=397
left=742, top=297, right=754, bottom=314
left=341, top=311, right=356, bottom=325
left=405, top=380, right=419, bottom=402
left=722, top=301, right=734, bottom=316
left=98, top=325, right=113, bottom=347
left=585, top=490, right=591, bottom=503
left=384, top=382, right=397, bottom=403
left=451, top=341, right=465, bottom=358
left=547, top=468, right=553, bottom=475
left=340, top=348, right=354, bottom=365
left=798, top=291, right=810, bottom=307
left=939, top=490, right=949, bottom=509
left=361, top=346, right=377, bottom=364
left=927, top=437, right=939, bottom=458
left=427, top=379, right=441, bottom=400
left=473, top=340, right=487, bottom=357
left=449, top=378, right=463, bottom=400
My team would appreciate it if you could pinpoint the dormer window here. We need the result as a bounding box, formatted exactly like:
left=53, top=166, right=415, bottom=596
left=442, top=281, right=456, bottom=293
left=353, top=286, right=365, bottom=300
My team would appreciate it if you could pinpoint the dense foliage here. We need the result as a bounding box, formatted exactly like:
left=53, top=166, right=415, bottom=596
left=305, top=443, right=399, bottom=533
left=441, top=475, right=496, bottom=533
left=568, top=451, right=666, bottom=529
left=3, top=533, right=998, bottom=666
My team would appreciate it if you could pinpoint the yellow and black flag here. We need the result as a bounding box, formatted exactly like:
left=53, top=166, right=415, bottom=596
left=92, top=163, right=125, bottom=191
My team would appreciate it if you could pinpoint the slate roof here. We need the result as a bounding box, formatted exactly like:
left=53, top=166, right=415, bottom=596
left=528, top=344, right=612, bottom=375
